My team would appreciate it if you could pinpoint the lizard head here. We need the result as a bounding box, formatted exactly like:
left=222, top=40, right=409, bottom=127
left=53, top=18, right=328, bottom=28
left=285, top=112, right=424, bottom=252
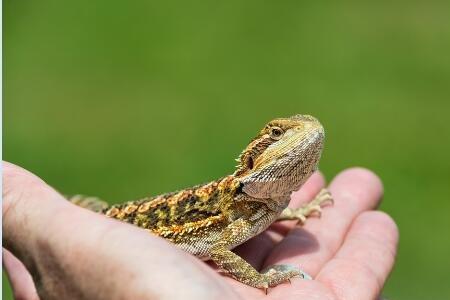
left=234, top=114, right=324, bottom=199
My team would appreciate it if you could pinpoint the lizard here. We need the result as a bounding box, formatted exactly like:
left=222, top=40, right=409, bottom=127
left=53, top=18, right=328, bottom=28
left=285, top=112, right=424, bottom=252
left=69, top=114, right=333, bottom=291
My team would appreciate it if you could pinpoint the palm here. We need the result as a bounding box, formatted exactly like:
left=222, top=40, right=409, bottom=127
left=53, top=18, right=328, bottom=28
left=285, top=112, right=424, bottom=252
left=3, top=163, right=397, bottom=300
left=207, top=169, right=397, bottom=299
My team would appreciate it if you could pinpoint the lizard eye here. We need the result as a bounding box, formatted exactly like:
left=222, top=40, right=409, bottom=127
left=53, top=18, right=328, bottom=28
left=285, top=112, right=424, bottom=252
left=269, top=127, right=284, bottom=140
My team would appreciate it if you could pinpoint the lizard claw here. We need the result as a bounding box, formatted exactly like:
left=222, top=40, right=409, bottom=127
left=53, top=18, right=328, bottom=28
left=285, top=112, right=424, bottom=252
left=300, top=188, right=333, bottom=219
left=258, top=264, right=311, bottom=291
left=300, top=269, right=312, bottom=280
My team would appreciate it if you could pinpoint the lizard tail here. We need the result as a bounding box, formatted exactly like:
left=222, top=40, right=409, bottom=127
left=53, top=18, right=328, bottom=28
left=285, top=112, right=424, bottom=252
left=68, top=195, right=109, bottom=213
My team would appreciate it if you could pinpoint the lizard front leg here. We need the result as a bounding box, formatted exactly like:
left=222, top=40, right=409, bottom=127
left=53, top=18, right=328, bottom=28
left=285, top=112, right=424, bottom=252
left=277, top=188, right=333, bottom=223
left=208, top=219, right=309, bottom=291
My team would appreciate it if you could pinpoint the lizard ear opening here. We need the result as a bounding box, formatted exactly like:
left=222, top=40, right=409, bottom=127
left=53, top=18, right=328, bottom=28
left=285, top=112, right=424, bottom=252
left=246, top=156, right=254, bottom=170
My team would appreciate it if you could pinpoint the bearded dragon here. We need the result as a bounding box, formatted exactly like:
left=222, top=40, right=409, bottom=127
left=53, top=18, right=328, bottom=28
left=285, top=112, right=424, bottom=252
left=70, top=114, right=332, bottom=291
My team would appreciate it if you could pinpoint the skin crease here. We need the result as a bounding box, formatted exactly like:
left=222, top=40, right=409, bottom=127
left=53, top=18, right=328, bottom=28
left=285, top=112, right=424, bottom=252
left=2, top=161, right=398, bottom=300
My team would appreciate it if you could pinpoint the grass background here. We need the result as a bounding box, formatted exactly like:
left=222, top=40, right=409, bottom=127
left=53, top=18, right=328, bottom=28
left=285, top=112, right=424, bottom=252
left=3, top=1, right=450, bottom=299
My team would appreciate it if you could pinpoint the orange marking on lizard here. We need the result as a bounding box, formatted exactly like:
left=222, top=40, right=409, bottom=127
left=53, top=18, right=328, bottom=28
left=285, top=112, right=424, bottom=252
left=152, top=215, right=225, bottom=237
left=137, top=196, right=166, bottom=213
left=123, top=204, right=138, bottom=214
left=217, top=176, right=236, bottom=192
left=106, top=207, right=120, bottom=217
left=167, top=190, right=193, bottom=206
left=194, top=181, right=218, bottom=199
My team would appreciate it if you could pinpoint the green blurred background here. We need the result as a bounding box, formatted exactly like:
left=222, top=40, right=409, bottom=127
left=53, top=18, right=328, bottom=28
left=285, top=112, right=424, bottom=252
left=4, top=1, right=450, bottom=299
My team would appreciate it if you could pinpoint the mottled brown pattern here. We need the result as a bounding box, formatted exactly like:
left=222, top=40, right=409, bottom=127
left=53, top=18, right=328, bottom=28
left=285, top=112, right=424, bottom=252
left=103, top=176, right=236, bottom=231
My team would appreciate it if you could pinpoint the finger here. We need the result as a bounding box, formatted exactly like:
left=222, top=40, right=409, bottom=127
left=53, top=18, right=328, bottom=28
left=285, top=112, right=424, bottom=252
left=264, top=167, right=384, bottom=275
left=316, top=211, right=398, bottom=300
left=3, top=248, right=39, bottom=300
left=289, top=170, right=327, bottom=208
left=268, top=171, right=327, bottom=236
left=234, top=171, right=325, bottom=269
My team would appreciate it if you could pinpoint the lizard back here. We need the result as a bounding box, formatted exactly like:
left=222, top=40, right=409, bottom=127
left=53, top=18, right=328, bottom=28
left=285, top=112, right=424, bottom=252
left=102, top=176, right=240, bottom=248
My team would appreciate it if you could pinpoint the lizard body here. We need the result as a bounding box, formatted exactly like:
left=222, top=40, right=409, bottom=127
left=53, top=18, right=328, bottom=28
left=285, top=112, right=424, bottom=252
left=70, top=114, right=332, bottom=290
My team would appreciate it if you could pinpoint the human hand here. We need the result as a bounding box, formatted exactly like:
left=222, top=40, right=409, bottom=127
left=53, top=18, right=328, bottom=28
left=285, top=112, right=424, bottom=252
left=3, top=162, right=397, bottom=299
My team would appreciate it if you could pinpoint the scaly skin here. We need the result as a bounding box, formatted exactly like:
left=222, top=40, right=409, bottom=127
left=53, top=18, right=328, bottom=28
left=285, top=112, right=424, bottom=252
left=70, top=114, right=333, bottom=291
